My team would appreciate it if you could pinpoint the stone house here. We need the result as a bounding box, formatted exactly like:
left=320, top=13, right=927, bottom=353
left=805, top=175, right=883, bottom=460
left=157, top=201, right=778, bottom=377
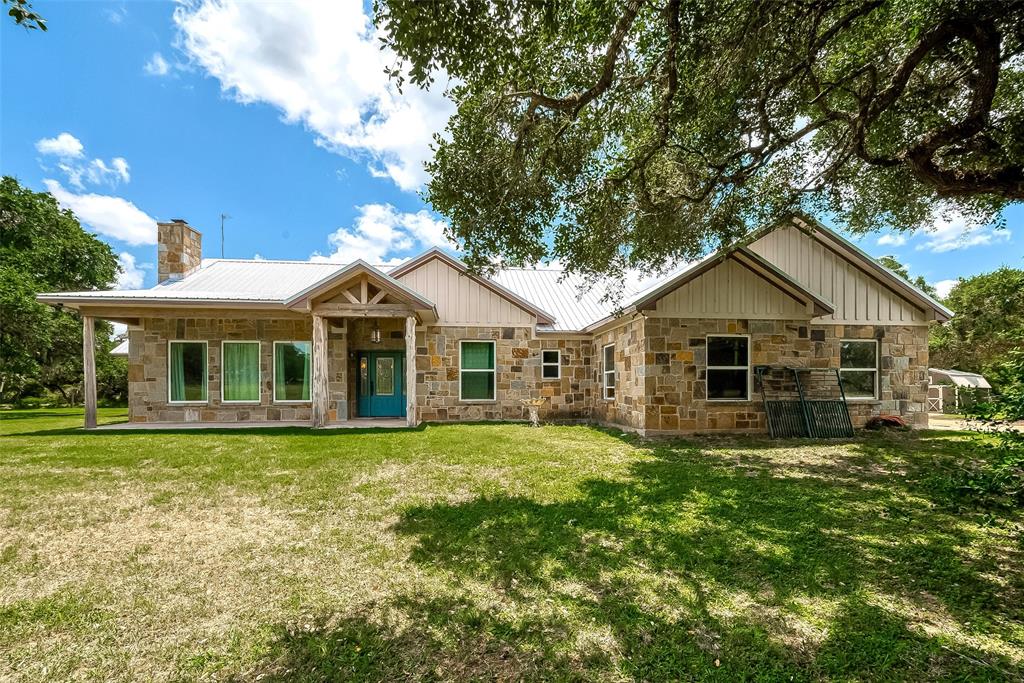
left=39, top=215, right=950, bottom=433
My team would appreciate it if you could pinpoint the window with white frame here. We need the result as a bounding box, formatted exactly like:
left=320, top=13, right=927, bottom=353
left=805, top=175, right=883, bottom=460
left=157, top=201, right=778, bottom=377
left=273, top=341, right=311, bottom=402
left=222, top=341, right=260, bottom=403
left=168, top=341, right=208, bottom=403
left=541, top=349, right=561, bottom=380
left=460, top=340, right=496, bottom=401
left=706, top=335, right=749, bottom=401
left=602, top=344, right=616, bottom=400
left=840, top=340, right=878, bottom=399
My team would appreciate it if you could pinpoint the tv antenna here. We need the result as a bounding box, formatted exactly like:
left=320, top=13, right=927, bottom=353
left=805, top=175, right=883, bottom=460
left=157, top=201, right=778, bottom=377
left=220, top=213, right=231, bottom=258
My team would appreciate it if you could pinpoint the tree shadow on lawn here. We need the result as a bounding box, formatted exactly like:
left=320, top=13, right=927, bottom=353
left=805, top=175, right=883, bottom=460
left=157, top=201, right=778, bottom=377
left=247, top=432, right=1021, bottom=681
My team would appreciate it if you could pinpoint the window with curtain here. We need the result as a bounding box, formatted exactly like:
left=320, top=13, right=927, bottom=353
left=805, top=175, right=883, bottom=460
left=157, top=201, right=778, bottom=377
left=274, top=341, right=311, bottom=402
left=707, top=336, right=749, bottom=400
left=541, top=349, right=560, bottom=379
left=460, top=341, right=495, bottom=401
left=840, top=340, right=878, bottom=399
left=602, top=344, right=615, bottom=400
left=222, top=341, right=260, bottom=402
left=169, top=341, right=207, bottom=402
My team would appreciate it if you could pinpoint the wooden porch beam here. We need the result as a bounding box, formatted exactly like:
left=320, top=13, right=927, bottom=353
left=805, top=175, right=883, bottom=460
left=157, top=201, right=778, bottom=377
left=82, top=316, right=97, bottom=429
left=311, top=314, right=329, bottom=428
left=311, top=303, right=416, bottom=316
left=405, top=315, right=417, bottom=427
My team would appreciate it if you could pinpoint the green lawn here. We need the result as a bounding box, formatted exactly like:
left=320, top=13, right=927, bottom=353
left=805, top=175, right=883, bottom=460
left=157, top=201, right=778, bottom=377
left=1, top=409, right=1022, bottom=681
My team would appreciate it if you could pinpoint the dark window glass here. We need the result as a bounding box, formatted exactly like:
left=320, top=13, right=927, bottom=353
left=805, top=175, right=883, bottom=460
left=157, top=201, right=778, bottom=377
left=707, top=369, right=748, bottom=400
left=707, top=336, right=748, bottom=366
left=542, top=350, right=560, bottom=379
left=840, top=341, right=877, bottom=368
left=841, top=370, right=876, bottom=398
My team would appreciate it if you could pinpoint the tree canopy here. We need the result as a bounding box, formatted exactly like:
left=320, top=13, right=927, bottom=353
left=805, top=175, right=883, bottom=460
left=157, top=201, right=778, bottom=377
left=377, top=0, right=1024, bottom=279
left=930, top=267, right=1024, bottom=381
left=876, top=255, right=937, bottom=298
left=0, top=176, right=121, bottom=401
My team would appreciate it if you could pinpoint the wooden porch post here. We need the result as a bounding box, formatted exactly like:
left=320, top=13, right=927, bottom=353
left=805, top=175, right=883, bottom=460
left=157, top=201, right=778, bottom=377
left=405, top=315, right=416, bottom=427
left=82, top=315, right=97, bottom=429
left=311, top=314, right=330, bottom=428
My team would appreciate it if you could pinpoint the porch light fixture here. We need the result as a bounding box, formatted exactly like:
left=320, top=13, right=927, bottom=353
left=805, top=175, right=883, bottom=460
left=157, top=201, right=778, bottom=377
left=370, top=321, right=382, bottom=344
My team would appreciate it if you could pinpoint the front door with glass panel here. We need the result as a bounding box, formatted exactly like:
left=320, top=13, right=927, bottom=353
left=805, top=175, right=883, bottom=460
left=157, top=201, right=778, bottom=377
left=357, top=351, right=405, bottom=417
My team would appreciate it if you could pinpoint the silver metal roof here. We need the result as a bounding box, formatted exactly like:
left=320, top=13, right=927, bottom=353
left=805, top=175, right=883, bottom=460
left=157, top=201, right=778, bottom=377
left=491, top=268, right=622, bottom=332
left=928, top=368, right=992, bottom=389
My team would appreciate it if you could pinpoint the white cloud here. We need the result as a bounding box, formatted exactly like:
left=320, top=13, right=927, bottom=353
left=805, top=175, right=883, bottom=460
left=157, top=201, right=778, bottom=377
left=876, top=233, right=907, bottom=247
left=173, top=0, right=455, bottom=191
left=310, top=203, right=454, bottom=264
left=933, top=279, right=958, bottom=299
left=37, top=133, right=132, bottom=190
left=35, top=132, right=84, bottom=159
left=44, top=179, right=158, bottom=246
left=115, top=252, right=148, bottom=289
left=917, top=211, right=1011, bottom=253
left=144, top=52, right=171, bottom=76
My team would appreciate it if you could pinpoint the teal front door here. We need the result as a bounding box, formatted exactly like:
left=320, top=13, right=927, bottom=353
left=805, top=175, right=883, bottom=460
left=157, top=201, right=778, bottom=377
left=357, top=351, right=405, bottom=417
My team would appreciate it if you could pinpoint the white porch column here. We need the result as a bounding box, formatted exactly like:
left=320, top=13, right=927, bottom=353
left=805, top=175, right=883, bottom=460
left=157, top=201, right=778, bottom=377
left=405, top=315, right=417, bottom=427
left=311, top=314, right=330, bottom=428
left=82, top=315, right=97, bottom=429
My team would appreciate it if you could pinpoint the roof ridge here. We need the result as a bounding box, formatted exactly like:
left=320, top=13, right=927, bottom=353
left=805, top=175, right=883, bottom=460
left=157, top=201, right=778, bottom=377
left=204, top=258, right=350, bottom=265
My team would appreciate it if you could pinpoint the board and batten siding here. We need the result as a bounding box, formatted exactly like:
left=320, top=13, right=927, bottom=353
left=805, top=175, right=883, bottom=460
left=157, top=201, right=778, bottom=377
left=749, top=224, right=929, bottom=325
left=652, top=258, right=812, bottom=319
left=396, top=256, right=536, bottom=326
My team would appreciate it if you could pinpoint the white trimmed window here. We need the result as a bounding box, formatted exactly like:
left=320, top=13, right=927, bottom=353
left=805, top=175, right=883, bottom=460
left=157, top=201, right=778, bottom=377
left=460, top=340, right=496, bottom=401
left=840, top=339, right=878, bottom=399
left=706, top=335, right=750, bottom=401
left=168, top=340, right=208, bottom=403
left=602, top=343, right=616, bottom=400
left=273, top=341, right=311, bottom=402
left=541, top=349, right=561, bottom=380
left=221, top=341, right=260, bottom=403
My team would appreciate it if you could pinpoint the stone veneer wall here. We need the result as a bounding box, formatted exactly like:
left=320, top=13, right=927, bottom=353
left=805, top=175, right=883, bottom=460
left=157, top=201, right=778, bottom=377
left=127, top=316, right=347, bottom=423
left=416, top=326, right=594, bottom=422
left=126, top=314, right=928, bottom=430
left=638, top=318, right=929, bottom=434
left=156, top=221, right=202, bottom=283
left=590, top=317, right=647, bottom=431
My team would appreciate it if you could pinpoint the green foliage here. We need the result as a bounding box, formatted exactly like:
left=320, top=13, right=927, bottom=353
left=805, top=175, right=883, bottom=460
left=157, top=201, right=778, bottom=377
left=377, top=0, right=1024, bottom=278
left=0, top=176, right=121, bottom=403
left=3, top=0, right=45, bottom=30
left=930, top=267, right=1024, bottom=381
left=953, top=352, right=1024, bottom=506
left=876, top=255, right=937, bottom=298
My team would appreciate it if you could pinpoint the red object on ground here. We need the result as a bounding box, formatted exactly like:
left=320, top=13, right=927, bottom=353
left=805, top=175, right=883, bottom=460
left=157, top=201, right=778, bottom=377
left=865, top=414, right=908, bottom=429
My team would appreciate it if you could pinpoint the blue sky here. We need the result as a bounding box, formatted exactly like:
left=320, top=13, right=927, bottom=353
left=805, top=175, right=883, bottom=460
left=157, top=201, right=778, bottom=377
left=2, top=0, right=1022, bottom=298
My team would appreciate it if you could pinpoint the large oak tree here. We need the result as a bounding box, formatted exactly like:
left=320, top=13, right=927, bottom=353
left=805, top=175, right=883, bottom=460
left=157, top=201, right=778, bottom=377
left=377, top=0, right=1024, bottom=279
left=0, top=177, right=121, bottom=402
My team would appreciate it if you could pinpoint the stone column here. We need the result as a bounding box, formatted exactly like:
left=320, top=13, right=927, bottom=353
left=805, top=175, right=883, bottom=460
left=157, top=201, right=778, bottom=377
left=83, top=315, right=97, bottom=429
left=405, top=315, right=416, bottom=427
left=311, top=314, right=330, bottom=428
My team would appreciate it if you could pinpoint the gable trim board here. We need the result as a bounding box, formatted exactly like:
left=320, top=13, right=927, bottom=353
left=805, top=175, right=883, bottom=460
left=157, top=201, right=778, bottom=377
left=283, top=260, right=437, bottom=315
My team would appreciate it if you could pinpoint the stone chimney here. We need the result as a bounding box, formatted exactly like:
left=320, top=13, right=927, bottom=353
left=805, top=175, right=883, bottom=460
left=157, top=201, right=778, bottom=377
left=157, top=219, right=202, bottom=283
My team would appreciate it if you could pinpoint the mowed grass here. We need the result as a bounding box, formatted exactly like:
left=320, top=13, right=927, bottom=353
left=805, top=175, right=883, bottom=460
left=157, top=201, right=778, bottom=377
left=1, top=409, right=1022, bottom=681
